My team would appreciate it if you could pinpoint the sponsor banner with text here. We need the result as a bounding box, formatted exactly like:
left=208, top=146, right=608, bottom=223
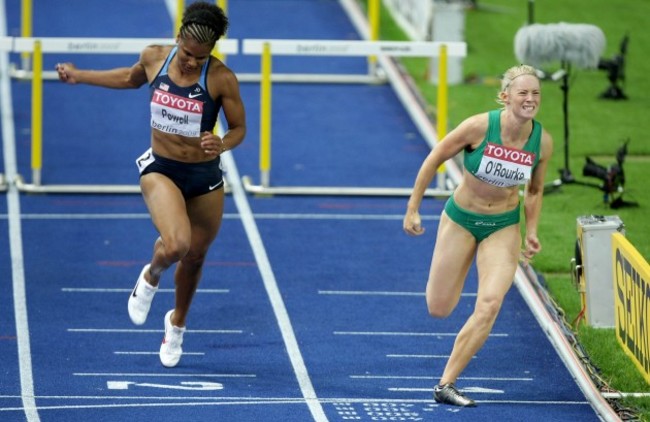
left=613, top=233, right=650, bottom=383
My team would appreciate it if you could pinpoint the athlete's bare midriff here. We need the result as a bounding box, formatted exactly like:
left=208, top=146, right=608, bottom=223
left=151, top=131, right=212, bottom=163
left=452, top=172, right=521, bottom=215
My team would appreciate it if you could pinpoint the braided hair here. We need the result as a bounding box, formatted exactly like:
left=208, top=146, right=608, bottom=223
left=179, top=1, right=229, bottom=46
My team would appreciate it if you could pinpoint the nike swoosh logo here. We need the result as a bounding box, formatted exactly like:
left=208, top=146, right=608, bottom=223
left=188, top=92, right=202, bottom=99
left=209, top=183, right=221, bottom=191
left=131, top=281, right=139, bottom=298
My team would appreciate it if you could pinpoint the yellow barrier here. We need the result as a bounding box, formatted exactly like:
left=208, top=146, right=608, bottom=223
left=368, top=0, right=379, bottom=41
left=218, top=0, right=227, bottom=15
left=20, top=0, right=32, bottom=68
left=175, top=0, right=184, bottom=36
left=215, top=0, right=228, bottom=62
left=3, top=36, right=464, bottom=195
left=259, top=42, right=272, bottom=188
left=436, top=44, right=448, bottom=180
left=613, top=233, right=650, bottom=383
left=2, top=36, right=235, bottom=193
left=31, top=40, right=42, bottom=185
left=241, top=39, right=464, bottom=196
left=367, top=0, right=379, bottom=73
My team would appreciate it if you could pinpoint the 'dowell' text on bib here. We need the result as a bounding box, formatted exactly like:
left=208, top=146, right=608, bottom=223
left=150, top=88, right=203, bottom=138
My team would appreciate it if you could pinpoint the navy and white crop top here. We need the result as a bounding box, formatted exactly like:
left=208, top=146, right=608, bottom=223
left=149, top=46, right=221, bottom=137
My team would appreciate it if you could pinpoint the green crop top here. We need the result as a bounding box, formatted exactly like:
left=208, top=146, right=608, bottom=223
left=463, top=110, right=542, bottom=187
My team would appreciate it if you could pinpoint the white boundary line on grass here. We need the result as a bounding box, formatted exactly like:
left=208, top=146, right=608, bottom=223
left=0, top=0, right=39, bottom=420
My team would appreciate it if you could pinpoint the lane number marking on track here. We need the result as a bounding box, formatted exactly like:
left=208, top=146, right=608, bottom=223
left=107, top=381, right=224, bottom=391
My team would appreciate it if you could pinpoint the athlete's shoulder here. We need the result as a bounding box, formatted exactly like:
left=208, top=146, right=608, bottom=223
left=140, top=45, right=173, bottom=64
left=540, top=127, right=553, bottom=149
left=206, top=59, right=240, bottom=94
left=459, top=112, right=490, bottom=134
left=207, top=58, right=236, bottom=79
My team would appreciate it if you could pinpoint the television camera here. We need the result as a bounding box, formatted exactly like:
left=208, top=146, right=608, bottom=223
left=582, top=140, right=637, bottom=208
left=597, top=34, right=629, bottom=100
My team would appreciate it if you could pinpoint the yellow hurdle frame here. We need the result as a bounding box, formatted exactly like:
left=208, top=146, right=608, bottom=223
left=241, top=39, right=465, bottom=196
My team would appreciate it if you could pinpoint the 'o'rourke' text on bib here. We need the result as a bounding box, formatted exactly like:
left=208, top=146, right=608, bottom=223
left=474, top=142, right=536, bottom=187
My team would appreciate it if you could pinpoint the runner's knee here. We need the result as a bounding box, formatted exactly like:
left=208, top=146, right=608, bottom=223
left=426, top=297, right=456, bottom=318
left=473, top=296, right=503, bottom=325
left=180, top=251, right=207, bottom=270
left=161, top=236, right=191, bottom=263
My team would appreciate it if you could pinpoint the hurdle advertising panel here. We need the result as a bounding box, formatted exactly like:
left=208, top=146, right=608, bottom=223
left=613, top=233, right=650, bottom=384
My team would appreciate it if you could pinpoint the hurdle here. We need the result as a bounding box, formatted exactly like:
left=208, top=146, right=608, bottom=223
left=11, top=0, right=383, bottom=85
left=241, top=38, right=466, bottom=196
left=0, top=36, right=237, bottom=193
left=11, top=0, right=229, bottom=78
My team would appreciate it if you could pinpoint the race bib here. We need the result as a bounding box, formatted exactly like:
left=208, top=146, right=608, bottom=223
left=150, top=89, right=203, bottom=138
left=474, top=142, right=535, bottom=187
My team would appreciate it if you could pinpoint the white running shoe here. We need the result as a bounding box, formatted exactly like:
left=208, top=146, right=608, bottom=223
left=127, top=264, right=157, bottom=325
left=160, top=309, right=185, bottom=368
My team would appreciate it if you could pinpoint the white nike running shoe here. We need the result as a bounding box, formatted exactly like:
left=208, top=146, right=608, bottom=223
left=160, top=309, right=185, bottom=368
left=127, top=264, right=157, bottom=325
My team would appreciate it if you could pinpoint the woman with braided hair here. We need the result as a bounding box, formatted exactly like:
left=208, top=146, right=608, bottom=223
left=55, top=1, right=246, bottom=367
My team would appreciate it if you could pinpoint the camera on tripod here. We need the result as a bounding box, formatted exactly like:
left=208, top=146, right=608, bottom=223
left=597, top=34, right=629, bottom=100
left=583, top=150, right=625, bottom=195
left=582, top=140, right=637, bottom=208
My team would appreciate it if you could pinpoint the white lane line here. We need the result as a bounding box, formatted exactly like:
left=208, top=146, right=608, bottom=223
left=114, top=351, right=205, bottom=356
left=0, top=0, right=39, bottom=420
left=320, top=290, right=423, bottom=296
left=0, top=397, right=592, bottom=412
left=319, top=290, right=477, bottom=297
left=386, top=354, right=461, bottom=359
left=1, top=212, right=436, bottom=220
left=0, top=395, right=585, bottom=404
left=334, top=331, right=508, bottom=337
left=221, top=150, right=327, bottom=421
left=350, top=375, right=533, bottom=381
left=389, top=387, right=505, bottom=394
left=251, top=213, right=439, bottom=221
left=9, top=213, right=154, bottom=219
left=2, top=395, right=303, bottom=400
left=0, top=400, right=314, bottom=412
left=73, top=372, right=255, bottom=378
left=67, top=328, right=241, bottom=334
left=61, top=288, right=229, bottom=293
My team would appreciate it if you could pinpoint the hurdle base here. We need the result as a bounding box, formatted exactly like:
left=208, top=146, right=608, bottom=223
left=237, top=72, right=387, bottom=84
left=242, top=176, right=453, bottom=197
left=15, top=175, right=142, bottom=194
left=9, top=64, right=58, bottom=81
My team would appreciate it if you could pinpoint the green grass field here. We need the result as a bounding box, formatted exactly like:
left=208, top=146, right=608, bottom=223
left=366, top=0, right=650, bottom=418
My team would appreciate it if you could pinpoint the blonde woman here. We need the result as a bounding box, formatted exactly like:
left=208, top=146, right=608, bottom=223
left=403, top=65, right=553, bottom=406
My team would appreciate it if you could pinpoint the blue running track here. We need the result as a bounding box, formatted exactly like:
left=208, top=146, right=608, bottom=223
left=1, top=0, right=603, bottom=421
